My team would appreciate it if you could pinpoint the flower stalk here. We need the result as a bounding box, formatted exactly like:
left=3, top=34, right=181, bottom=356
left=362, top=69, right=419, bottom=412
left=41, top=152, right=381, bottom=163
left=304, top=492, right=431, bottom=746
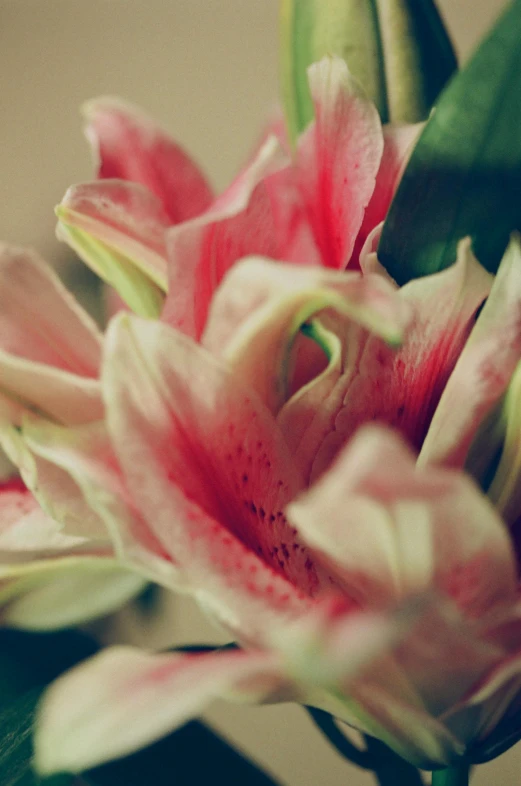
left=432, top=764, right=470, bottom=786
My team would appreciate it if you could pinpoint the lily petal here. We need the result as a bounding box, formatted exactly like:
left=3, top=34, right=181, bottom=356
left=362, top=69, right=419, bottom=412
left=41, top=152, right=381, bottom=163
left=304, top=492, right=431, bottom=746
left=103, top=314, right=317, bottom=634
left=22, top=417, right=179, bottom=587
left=295, top=57, right=384, bottom=269
left=0, top=244, right=103, bottom=423
left=0, top=476, right=86, bottom=556
left=57, top=180, right=169, bottom=292
left=354, top=123, right=423, bottom=263
left=288, top=426, right=516, bottom=615
left=35, top=646, right=282, bottom=774
left=421, top=235, right=521, bottom=469
left=203, top=256, right=409, bottom=414
left=0, top=244, right=101, bottom=372
left=35, top=601, right=415, bottom=773
left=283, top=237, right=492, bottom=482
left=1, top=560, right=144, bottom=631
left=0, top=425, right=110, bottom=542
left=0, top=475, right=142, bottom=629
left=162, top=136, right=288, bottom=338
left=83, top=96, right=214, bottom=222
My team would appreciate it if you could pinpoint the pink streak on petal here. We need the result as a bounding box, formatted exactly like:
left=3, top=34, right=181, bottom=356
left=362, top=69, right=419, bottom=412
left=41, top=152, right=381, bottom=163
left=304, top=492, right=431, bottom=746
left=295, top=57, right=384, bottom=270
left=353, top=123, right=423, bottom=265
left=421, top=236, right=521, bottom=468
left=162, top=137, right=287, bottom=339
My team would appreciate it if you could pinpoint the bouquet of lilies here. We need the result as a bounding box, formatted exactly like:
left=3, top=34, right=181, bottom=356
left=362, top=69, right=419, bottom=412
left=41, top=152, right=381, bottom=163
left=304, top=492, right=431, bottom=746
left=1, top=1, right=521, bottom=784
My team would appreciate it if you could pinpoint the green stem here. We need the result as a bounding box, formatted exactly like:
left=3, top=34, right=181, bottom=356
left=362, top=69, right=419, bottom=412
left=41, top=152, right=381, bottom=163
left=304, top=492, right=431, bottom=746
left=432, top=764, right=470, bottom=786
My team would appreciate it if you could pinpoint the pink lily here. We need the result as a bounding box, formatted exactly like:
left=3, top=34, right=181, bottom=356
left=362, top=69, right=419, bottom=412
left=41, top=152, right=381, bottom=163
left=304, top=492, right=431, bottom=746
left=55, top=57, right=421, bottom=335
left=25, top=229, right=521, bottom=772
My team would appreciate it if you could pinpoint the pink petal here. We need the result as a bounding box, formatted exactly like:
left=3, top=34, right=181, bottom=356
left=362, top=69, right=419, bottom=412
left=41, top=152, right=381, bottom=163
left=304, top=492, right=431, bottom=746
left=353, top=123, right=423, bottom=264
left=288, top=425, right=516, bottom=616
left=1, top=561, right=145, bottom=631
left=0, top=245, right=103, bottom=424
left=283, top=238, right=492, bottom=482
left=1, top=426, right=111, bottom=543
left=83, top=97, right=214, bottom=223
left=35, top=645, right=283, bottom=774
left=0, top=477, right=85, bottom=555
left=421, top=235, right=521, bottom=468
left=0, top=244, right=101, bottom=373
left=295, top=57, right=384, bottom=269
left=35, top=600, right=418, bottom=772
left=162, top=136, right=288, bottom=339
left=103, top=315, right=317, bottom=636
left=203, top=256, right=409, bottom=414
left=345, top=601, right=499, bottom=767
left=57, top=180, right=170, bottom=289
left=22, top=417, right=178, bottom=584
left=262, top=164, right=323, bottom=267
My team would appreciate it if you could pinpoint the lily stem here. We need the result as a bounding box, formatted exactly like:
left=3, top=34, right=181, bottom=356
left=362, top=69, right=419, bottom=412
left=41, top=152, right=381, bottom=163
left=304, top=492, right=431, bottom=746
left=431, top=764, right=470, bottom=786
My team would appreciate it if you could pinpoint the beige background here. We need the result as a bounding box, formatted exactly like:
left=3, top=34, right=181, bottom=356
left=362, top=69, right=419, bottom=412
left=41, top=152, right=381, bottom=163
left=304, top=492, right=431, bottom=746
left=1, top=1, right=519, bottom=784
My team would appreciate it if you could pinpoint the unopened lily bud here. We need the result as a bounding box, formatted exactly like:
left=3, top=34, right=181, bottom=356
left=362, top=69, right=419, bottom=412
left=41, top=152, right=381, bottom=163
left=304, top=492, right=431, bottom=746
left=280, top=0, right=457, bottom=142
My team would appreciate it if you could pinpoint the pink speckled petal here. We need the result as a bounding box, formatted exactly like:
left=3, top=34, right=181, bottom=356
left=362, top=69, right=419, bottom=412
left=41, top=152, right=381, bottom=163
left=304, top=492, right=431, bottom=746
left=103, top=314, right=319, bottom=630
left=162, top=136, right=288, bottom=339
left=295, top=57, right=384, bottom=269
left=83, top=96, right=214, bottom=223
left=288, top=426, right=516, bottom=615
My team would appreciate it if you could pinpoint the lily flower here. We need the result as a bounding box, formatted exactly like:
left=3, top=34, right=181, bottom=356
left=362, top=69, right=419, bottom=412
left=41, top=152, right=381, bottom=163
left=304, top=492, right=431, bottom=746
left=55, top=57, right=421, bottom=335
left=23, top=227, right=521, bottom=772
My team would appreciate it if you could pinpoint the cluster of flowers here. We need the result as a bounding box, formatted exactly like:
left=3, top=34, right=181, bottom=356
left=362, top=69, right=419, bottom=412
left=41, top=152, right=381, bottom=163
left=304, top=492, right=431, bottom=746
left=1, top=54, right=521, bottom=775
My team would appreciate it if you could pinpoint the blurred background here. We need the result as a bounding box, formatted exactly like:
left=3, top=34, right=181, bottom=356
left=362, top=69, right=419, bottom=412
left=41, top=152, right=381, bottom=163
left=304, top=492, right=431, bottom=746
left=1, top=1, right=517, bottom=784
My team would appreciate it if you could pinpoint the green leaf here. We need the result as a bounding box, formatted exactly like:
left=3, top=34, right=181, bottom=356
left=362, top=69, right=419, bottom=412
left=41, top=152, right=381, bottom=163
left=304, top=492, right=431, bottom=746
left=84, top=721, right=282, bottom=786
left=0, top=629, right=98, bottom=786
left=379, top=0, right=521, bottom=285
left=279, top=0, right=456, bottom=142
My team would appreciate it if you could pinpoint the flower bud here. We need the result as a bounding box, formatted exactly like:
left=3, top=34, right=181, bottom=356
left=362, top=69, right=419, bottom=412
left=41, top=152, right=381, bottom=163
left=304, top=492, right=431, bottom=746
left=280, top=0, right=457, bottom=142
